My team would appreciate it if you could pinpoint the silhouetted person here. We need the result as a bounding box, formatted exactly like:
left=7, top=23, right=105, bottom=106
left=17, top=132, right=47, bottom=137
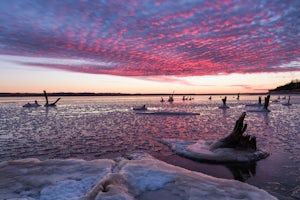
left=258, top=96, right=262, bottom=105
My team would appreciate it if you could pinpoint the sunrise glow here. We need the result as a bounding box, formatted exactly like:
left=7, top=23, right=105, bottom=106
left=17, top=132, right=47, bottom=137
left=0, top=0, right=299, bottom=93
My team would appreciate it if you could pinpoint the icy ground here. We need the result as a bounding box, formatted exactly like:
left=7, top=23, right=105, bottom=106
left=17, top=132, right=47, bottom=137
left=0, top=153, right=276, bottom=200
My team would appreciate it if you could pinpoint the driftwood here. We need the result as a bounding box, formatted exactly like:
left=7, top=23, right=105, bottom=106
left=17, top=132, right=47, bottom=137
left=258, top=96, right=262, bottom=104
left=22, top=100, right=41, bottom=108
left=43, top=90, right=61, bottom=107
left=264, top=94, right=270, bottom=111
left=210, top=112, right=257, bottom=151
left=219, top=96, right=229, bottom=108
left=222, top=96, right=227, bottom=106
left=282, top=96, right=291, bottom=106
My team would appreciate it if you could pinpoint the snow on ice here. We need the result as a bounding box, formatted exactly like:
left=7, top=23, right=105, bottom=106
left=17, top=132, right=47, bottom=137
left=0, top=153, right=276, bottom=200
left=161, top=139, right=269, bottom=162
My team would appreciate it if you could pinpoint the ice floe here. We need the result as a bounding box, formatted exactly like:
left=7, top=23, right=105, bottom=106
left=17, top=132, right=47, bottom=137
left=0, top=153, right=276, bottom=200
left=161, top=112, right=269, bottom=162
left=161, top=139, right=269, bottom=163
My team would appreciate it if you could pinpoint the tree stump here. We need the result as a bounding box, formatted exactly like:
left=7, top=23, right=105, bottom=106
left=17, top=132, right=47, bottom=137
left=210, top=112, right=257, bottom=151
left=264, top=94, right=270, bottom=111
left=44, top=90, right=61, bottom=107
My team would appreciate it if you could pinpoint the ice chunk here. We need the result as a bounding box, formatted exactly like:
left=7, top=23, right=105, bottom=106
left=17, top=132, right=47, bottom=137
left=120, top=153, right=276, bottom=200
left=161, top=139, right=269, bottom=162
left=0, top=153, right=276, bottom=200
left=0, top=158, right=114, bottom=199
left=120, top=159, right=176, bottom=195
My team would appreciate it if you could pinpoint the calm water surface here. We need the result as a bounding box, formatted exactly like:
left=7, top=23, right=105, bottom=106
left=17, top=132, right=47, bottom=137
left=0, top=95, right=299, bottom=199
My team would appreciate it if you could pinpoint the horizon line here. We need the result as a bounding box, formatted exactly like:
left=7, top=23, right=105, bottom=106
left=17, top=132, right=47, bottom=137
left=1, top=91, right=296, bottom=97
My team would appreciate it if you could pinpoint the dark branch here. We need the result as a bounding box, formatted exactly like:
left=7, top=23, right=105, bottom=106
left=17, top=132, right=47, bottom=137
left=264, top=94, right=270, bottom=110
left=210, top=112, right=257, bottom=151
left=44, top=90, right=61, bottom=107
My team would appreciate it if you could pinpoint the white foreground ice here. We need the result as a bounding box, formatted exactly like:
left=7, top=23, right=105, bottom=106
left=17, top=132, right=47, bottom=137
left=0, top=153, right=276, bottom=200
left=161, top=139, right=269, bottom=162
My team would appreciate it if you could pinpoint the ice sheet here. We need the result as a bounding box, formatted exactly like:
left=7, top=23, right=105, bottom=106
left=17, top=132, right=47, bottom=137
left=0, top=158, right=114, bottom=199
left=0, top=153, right=276, bottom=200
left=1, top=95, right=299, bottom=198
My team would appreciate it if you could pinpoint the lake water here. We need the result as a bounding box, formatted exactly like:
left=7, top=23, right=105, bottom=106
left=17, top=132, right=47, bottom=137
left=0, top=94, right=299, bottom=199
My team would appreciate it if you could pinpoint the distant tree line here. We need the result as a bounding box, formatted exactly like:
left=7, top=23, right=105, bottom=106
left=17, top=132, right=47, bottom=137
left=270, top=79, right=300, bottom=93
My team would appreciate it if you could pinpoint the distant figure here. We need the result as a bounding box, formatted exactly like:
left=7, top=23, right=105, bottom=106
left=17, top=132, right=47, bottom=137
left=44, top=90, right=61, bottom=107
left=160, top=97, right=165, bottom=102
left=182, top=96, right=186, bottom=101
left=237, top=93, right=240, bottom=100
left=209, top=96, right=212, bottom=100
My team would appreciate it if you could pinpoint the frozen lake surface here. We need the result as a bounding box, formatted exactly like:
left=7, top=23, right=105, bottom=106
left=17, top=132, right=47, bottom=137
left=0, top=94, right=299, bottom=199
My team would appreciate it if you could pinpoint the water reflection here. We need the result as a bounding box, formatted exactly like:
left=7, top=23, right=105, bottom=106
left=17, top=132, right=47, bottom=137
left=225, top=162, right=257, bottom=182
left=262, top=112, right=270, bottom=125
left=160, top=153, right=257, bottom=183
left=0, top=95, right=299, bottom=199
left=45, top=106, right=56, bottom=118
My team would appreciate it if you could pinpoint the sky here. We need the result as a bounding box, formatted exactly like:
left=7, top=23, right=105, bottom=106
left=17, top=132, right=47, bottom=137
left=0, top=0, right=299, bottom=94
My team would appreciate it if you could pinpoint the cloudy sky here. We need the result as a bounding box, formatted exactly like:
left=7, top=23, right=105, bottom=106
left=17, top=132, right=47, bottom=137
left=0, top=0, right=299, bottom=93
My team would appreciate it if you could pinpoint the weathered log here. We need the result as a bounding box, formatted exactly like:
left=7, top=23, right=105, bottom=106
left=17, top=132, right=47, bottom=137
left=210, top=112, right=257, bottom=151
left=43, top=90, right=61, bottom=107
left=258, top=96, right=262, bottom=104
left=222, top=96, right=227, bottom=106
left=264, top=94, right=270, bottom=111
